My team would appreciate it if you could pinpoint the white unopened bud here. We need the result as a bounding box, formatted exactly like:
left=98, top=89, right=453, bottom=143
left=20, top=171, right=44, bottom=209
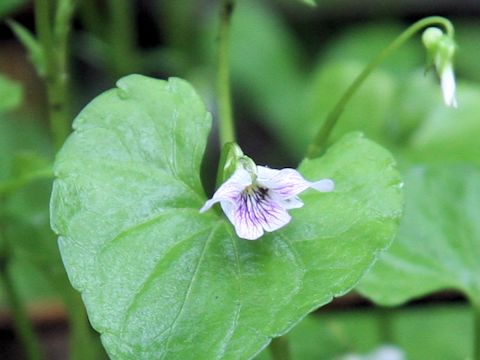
left=422, top=27, right=458, bottom=108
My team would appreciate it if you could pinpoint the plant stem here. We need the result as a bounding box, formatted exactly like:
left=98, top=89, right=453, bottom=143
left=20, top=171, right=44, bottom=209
left=305, top=16, right=454, bottom=159
left=269, top=336, right=291, bottom=360
left=0, top=236, right=43, bottom=360
left=78, top=0, right=104, bottom=38
left=35, top=0, right=75, bottom=150
left=107, top=0, right=137, bottom=77
left=376, top=307, right=394, bottom=343
left=217, top=0, right=236, bottom=146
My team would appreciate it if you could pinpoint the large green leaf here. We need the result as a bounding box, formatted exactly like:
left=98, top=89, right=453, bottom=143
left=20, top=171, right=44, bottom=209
left=358, top=165, right=480, bottom=306
left=50, top=75, right=403, bottom=359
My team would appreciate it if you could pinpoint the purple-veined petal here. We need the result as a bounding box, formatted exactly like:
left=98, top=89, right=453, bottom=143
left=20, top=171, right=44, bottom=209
left=199, top=167, right=252, bottom=213
left=257, top=166, right=310, bottom=198
left=257, top=166, right=334, bottom=199
left=233, top=189, right=291, bottom=240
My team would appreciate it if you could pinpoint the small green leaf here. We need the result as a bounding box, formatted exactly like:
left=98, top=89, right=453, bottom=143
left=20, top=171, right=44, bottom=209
left=7, top=20, right=46, bottom=76
left=50, top=75, right=403, bottom=359
left=0, top=74, right=22, bottom=113
left=358, top=165, right=480, bottom=306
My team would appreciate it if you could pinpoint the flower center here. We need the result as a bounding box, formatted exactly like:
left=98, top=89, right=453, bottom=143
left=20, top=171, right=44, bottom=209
left=243, top=185, right=268, bottom=199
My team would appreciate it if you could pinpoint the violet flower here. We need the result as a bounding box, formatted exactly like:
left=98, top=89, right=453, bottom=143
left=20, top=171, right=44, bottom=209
left=200, top=165, right=334, bottom=240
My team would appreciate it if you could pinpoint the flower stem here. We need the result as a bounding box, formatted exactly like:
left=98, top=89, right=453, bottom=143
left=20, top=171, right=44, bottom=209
left=305, top=16, right=454, bottom=159
left=217, top=0, right=236, bottom=146
left=268, top=336, right=291, bottom=360
left=35, top=0, right=75, bottom=150
left=0, top=234, right=43, bottom=360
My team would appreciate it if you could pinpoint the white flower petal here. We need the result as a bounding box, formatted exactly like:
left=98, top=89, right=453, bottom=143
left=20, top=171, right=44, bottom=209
left=311, top=178, right=335, bottom=192
left=440, top=64, right=457, bottom=108
left=220, top=201, right=235, bottom=225
left=257, top=166, right=311, bottom=199
left=278, top=196, right=304, bottom=209
left=257, top=166, right=334, bottom=199
left=199, top=167, right=252, bottom=213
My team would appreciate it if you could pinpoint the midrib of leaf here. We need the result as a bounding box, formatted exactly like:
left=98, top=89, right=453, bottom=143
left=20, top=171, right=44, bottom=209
left=215, top=229, right=243, bottom=359
left=120, top=222, right=222, bottom=331
left=160, top=222, right=222, bottom=358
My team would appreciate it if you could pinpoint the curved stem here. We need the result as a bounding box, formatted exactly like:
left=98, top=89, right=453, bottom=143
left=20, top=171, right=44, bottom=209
left=217, top=0, right=236, bottom=146
left=305, top=16, right=454, bottom=159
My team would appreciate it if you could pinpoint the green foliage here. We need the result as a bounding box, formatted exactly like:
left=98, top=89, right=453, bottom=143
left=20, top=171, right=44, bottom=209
left=407, top=84, right=480, bottom=166
left=50, top=75, right=403, bottom=359
left=299, top=0, right=316, bottom=6
left=7, top=20, right=46, bottom=76
left=300, top=61, right=396, bottom=151
left=358, top=165, right=480, bottom=307
left=256, top=305, right=473, bottom=359
left=0, top=115, right=57, bottom=306
left=0, top=74, right=23, bottom=113
left=322, top=23, right=422, bottom=75
left=228, top=0, right=305, bottom=135
left=0, top=0, right=28, bottom=18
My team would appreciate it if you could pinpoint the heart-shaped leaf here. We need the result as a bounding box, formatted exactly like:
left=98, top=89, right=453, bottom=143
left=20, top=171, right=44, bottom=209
left=50, top=75, right=403, bottom=359
left=358, top=165, right=480, bottom=307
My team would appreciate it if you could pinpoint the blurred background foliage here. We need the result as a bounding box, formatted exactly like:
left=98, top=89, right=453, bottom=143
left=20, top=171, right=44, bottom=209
left=0, top=0, right=479, bottom=359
